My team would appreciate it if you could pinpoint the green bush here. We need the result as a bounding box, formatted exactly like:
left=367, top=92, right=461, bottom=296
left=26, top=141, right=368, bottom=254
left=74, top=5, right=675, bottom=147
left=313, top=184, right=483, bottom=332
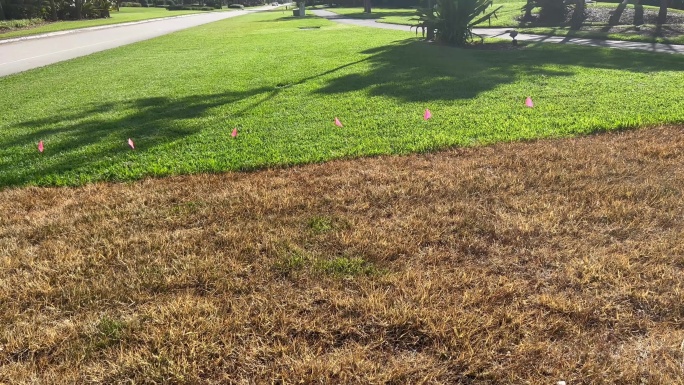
left=0, top=18, right=42, bottom=30
left=228, top=3, right=244, bottom=8
left=415, top=0, right=501, bottom=46
left=240, top=0, right=265, bottom=5
left=204, top=0, right=223, bottom=8
left=522, top=0, right=570, bottom=24
left=121, top=2, right=143, bottom=6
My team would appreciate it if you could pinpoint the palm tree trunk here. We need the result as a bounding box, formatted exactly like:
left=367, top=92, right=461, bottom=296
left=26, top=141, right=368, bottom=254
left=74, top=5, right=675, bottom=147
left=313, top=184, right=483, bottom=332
left=426, top=0, right=435, bottom=40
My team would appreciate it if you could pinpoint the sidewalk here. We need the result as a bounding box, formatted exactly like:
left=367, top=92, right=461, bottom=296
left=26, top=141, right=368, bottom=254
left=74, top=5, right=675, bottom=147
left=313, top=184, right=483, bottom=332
left=311, top=9, right=684, bottom=55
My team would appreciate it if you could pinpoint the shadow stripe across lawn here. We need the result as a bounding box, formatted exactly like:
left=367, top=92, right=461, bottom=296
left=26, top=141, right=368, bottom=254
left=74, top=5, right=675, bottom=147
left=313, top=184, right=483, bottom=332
left=0, top=10, right=683, bottom=188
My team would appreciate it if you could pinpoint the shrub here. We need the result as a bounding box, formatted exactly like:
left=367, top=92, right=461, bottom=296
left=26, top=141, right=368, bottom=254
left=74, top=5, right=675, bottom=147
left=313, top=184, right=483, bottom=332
left=204, top=0, right=223, bottom=8
left=228, top=3, right=244, bottom=8
left=0, top=18, right=42, bottom=30
left=415, top=0, right=501, bottom=46
left=120, top=2, right=143, bottom=6
left=522, top=0, right=571, bottom=24
left=139, top=0, right=149, bottom=6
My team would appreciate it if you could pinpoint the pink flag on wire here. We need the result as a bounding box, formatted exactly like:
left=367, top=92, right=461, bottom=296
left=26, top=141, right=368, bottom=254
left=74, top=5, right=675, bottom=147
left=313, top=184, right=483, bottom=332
left=334, top=117, right=343, bottom=128
left=231, top=128, right=238, bottom=138
left=424, top=109, right=432, bottom=120
left=128, top=138, right=135, bottom=149
left=38, top=141, right=44, bottom=153
left=525, top=97, right=534, bottom=108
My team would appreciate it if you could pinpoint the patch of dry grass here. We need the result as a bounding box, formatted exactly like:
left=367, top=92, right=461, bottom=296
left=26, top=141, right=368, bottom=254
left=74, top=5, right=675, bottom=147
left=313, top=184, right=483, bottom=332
left=1, top=126, right=683, bottom=383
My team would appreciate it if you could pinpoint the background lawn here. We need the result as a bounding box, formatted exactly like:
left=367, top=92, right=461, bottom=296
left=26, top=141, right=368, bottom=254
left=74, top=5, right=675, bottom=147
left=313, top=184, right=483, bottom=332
left=1, top=10, right=683, bottom=188
left=316, top=2, right=526, bottom=27
left=321, top=3, right=684, bottom=43
left=519, top=3, right=684, bottom=44
left=0, top=6, right=232, bottom=40
left=518, top=25, right=684, bottom=44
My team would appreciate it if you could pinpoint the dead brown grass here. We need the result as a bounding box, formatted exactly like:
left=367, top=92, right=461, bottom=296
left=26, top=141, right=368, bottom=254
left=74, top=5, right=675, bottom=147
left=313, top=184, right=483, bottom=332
left=1, top=125, right=684, bottom=384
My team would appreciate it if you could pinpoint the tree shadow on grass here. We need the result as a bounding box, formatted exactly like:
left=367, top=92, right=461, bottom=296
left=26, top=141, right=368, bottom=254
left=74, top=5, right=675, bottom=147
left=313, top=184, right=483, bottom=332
left=0, top=87, right=279, bottom=187
left=3, top=38, right=683, bottom=188
left=315, top=39, right=684, bottom=102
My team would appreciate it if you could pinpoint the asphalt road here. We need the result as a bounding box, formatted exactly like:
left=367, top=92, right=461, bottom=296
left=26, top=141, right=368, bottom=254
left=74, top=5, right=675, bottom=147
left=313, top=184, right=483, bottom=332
left=0, top=7, right=279, bottom=78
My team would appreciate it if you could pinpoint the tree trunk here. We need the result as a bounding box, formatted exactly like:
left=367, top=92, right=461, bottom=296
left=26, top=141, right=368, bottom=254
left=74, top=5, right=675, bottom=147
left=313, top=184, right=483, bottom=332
left=426, top=0, right=434, bottom=40
left=570, top=0, right=585, bottom=30
left=608, top=0, right=628, bottom=26
left=0, top=0, right=5, bottom=21
left=363, top=0, right=371, bottom=13
left=633, top=0, right=644, bottom=25
left=657, top=0, right=668, bottom=25
left=75, top=0, right=83, bottom=19
left=523, top=0, right=532, bottom=21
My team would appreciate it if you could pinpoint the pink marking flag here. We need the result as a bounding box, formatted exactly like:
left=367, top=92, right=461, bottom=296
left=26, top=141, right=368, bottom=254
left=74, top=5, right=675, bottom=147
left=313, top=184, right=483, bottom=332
left=424, top=109, right=432, bottom=120
left=334, top=117, right=343, bottom=128
left=38, top=141, right=44, bottom=153
left=231, top=128, right=238, bottom=138
left=525, top=97, right=534, bottom=108
left=128, top=138, right=135, bottom=149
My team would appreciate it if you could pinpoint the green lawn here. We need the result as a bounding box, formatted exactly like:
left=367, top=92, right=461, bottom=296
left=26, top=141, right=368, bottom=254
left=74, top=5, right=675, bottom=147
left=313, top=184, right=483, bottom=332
left=1, top=10, right=683, bottom=188
left=518, top=4, right=684, bottom=44
left=0, top=7, right=231, bottom=40
left=322, top=3, right=684, bottom=43
left=518, top=25, right=684, bottom=44
left=517, top=3, right=684, bottom=44
left=317, top=4, right=526, bottom=27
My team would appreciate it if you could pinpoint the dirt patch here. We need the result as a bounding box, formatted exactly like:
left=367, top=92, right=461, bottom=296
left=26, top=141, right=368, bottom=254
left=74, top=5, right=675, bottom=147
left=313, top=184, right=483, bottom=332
left=1, top=126, right=683, bottom=383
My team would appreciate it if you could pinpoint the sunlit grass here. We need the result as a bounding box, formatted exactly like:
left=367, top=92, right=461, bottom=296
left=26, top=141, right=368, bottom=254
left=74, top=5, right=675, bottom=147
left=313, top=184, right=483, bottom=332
left=1, top=10, right=683, bottom=188
left=319, top=4, right=526, bottom=27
